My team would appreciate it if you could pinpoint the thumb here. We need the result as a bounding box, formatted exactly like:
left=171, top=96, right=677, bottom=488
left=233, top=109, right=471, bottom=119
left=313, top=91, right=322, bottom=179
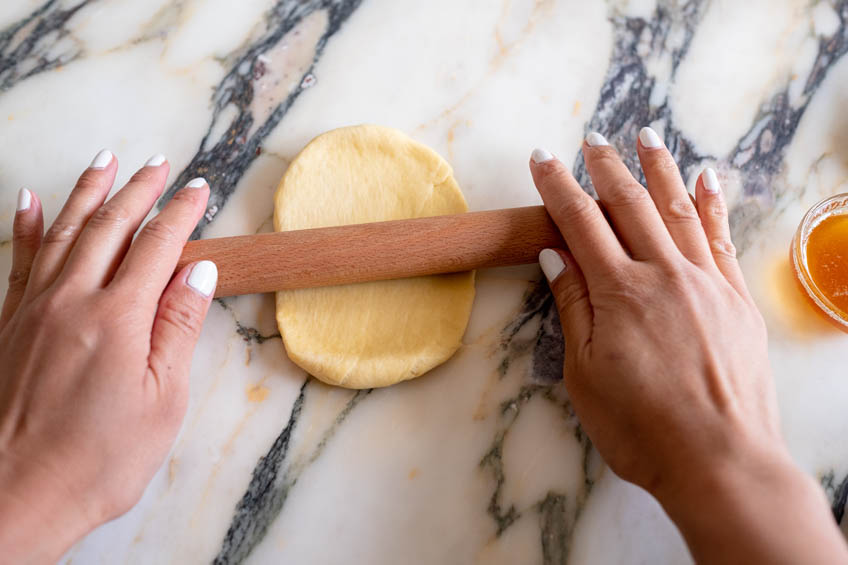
left=539, top=249, right=593, bottom=355
left=1, top=188, right=43, bottom=329
left=148, top=260, right=217, bottom=390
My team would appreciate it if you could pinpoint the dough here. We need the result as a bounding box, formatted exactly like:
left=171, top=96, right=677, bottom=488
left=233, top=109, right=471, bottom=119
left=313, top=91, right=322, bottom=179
left=274, top=125, right=475, bottom=389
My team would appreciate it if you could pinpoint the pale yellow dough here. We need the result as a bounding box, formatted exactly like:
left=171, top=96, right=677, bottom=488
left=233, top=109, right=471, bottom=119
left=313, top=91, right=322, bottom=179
left=274, top=125, right=475, bottom=389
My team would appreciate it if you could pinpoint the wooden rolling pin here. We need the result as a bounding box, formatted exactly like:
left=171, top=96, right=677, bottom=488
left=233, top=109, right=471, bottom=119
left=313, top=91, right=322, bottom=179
left=176, top=206, right=565, bottom=298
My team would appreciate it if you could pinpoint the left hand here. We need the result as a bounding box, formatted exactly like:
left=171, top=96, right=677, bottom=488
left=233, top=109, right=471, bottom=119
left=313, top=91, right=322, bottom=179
left=0, top=150, right=217, bottom=563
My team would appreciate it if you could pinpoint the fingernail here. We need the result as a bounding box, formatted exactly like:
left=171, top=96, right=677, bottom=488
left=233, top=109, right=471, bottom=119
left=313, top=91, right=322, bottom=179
left=186, top=177, right=206, bottom=188
left=144, top=153, right=166, bottom=167
left=531, top=148, right=555, bottom=164
left=16, top=187, right=31, bottom=212
left=703, top=168, right=721, bottom=194
left=187, top=260, right=218, bottom=297
left=585, top=132, right=609, bottom=147
left=539, top=249, right=566, bottom=282
left=89, top=149, right=113, bottom=169
left=639, top=126, right=663, bottom=149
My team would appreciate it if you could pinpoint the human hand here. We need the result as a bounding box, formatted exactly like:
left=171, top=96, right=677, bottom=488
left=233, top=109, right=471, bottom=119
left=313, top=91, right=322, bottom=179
left=529, top=130, right=847, bottom=564
left=0, top=150, right=217, bottom=563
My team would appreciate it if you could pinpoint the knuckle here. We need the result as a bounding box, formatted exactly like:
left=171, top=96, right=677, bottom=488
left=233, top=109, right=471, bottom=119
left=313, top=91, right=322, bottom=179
left=589, top=148, right=621, bottom=167
left=549, top=193, right=596, bottom=223
left=536, top=165, right=567, bottom=192
left=159, top=296, right=204, bottom=336
left=704, top=198, right=728, bottom=219
left=88, top=203, right=132, bottom=229
left=30, top=288, right=78, bottom=323
left=12, top=231, right=38, bottom=251
left=554, top=278, right=586, bottom=310
left=128, top=168, right=157, bottom=185
left=39, top=289, right=68, bottom=314
left=643, top=152, right=680, bottom=177
left=662, top=263, right=699, bottom=298
left=13, top=218, right=40, bottom=243
left=141, top=217, right=180, bottom=246
left=30, top=294, right=55, bottom=318
left=7, top=268, right=29, bottom=289
left=602, top=180, right=650, bottom=208
left=709, top=237, right=737, bottom=258
left=74, top=173, right=104, bottom=193
left=655, top=256, right=686, bottom=277
left=604, top=262, right=649, bottom=297
left=663, top=198, right=699, bottom=222
left=43, top=220, right=79, bottom=245
left=172, top=186, right=204, bottom=204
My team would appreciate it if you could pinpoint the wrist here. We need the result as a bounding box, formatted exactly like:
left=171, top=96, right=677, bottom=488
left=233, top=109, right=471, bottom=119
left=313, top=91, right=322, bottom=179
left=652, top=432, right=793, bottom=512
left=654, top=435, right=846, bottom=564
left=655, top=439, right=795, bottom=520
left=0, top=450, right=98, bottom=563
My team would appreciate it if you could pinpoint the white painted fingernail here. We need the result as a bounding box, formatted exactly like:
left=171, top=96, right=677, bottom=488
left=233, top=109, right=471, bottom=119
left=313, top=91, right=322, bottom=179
left=186, top=177, right=207, bottom=188
left=187, top=260, right=218, bottom=297
left=531, top=148, right=555, bottom=164
left=703, top=168, right=721, bottom=194
left=16, top=187, right=31, bottom=212
left=144, top=153, right=166, bottom=167
left=639, top=126, right=663, bottom=149
left=89, top=149, right=113, bottom=169
left=585, top=132, right=609, bottom=147
left=539, top=249, right=566, bottom=282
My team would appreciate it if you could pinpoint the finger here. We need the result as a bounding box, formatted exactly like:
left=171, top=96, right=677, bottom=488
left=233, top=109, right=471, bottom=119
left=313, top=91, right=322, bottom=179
left=636, top=127, right=712, bottom=265
left=61, top=154, right=169, bottom=288
left=147, top=260, right=216, bottom=397
left=539, top=248, right=592, bottom=366
left=696, top=168, right=748, bottom=296
left=26, top=149, right=117, bottom=296
left=1, top=188, right=44, bottom=328
left=529, top=149, right=628, bottom=282
left=582, top=132, right=677, bottom=261
left=111, top=178, right=208, bottom=306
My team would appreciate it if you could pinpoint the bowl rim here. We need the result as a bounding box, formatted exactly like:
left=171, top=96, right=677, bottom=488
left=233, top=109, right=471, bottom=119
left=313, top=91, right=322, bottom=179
left=791, top=192, right=848, bottom=330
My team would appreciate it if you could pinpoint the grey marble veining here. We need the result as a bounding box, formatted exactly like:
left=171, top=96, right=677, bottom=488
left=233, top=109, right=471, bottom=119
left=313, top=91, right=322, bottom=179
left=162, top=0, right=363, bottom=239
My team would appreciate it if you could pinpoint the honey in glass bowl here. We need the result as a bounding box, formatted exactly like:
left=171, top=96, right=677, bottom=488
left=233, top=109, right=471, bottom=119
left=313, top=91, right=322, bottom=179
left=791, top=193, right=848, bottom=332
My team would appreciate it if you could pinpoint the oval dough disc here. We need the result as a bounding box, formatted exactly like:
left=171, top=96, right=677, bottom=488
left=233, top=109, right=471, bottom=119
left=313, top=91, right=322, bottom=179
left=274, top=125, right=475, bottom=389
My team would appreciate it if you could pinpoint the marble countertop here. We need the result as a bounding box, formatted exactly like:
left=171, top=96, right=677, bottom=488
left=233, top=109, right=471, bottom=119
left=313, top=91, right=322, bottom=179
left=2, top=0, right=848, bottom=563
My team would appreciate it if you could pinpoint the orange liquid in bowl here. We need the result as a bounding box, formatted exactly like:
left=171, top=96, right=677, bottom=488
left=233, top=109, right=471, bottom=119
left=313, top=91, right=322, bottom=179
left=805, top=213, right=848, bottom=315
left=791, top=193, right=848, bottom=332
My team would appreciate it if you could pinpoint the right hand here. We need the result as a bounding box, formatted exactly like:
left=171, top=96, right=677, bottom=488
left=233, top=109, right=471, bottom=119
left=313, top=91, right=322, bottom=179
left=530, top=132, right=779, bottom=500
left=529, top=130, right=847, bottom=564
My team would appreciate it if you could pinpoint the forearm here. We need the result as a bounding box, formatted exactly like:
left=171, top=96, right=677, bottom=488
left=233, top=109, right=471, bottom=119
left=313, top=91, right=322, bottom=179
left=657, top=447, right=848, bottom=565
left=0, top=453, right=94, bottom=564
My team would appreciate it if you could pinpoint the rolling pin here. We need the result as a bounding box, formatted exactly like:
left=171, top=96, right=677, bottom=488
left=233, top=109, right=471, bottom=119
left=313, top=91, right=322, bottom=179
left=176, top=206, right=565, bottom=298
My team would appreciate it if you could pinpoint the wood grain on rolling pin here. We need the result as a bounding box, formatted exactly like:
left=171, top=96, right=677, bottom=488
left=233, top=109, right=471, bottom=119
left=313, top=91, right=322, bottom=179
left=176, top=206, right=565, bottom=297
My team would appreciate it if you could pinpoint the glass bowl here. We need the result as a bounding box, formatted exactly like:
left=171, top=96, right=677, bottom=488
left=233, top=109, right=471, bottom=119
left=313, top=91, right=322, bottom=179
left=791, top=192, right=848, bottom=332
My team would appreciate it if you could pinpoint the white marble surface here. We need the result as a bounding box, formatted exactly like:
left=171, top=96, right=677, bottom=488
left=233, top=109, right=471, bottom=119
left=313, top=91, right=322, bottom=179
left=1, top=0, right=848, bottom=563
